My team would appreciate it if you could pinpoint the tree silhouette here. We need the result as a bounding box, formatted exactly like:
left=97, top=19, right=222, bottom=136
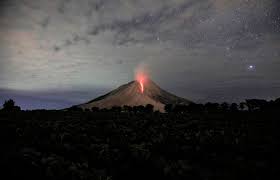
left=164, top=104, right=173, bottom=113
left=275, top=98, right=280, bottom=105
left=91, top=107, right=100, bottom=112
left=3, top=99, right=15, bottom=109
left=0, top=97, right=278, bottom=179
left=205, top=102, right=220, bottom=112
left=246, top=99, right=268, bottom=111
left=173, top=104, right=188, bottom=113
left=123, top=105, right=133, bottom=113
left=68, top=106, right=83, bottom=112
left=230, top=103, right=238, bottom=112
left=132, top=105, right=145, bottom=113
left=221, top=102, right=229, bottom=111
left=239, top=102, right=246, bottom=111
left=187, top=103, right=204, bottom=113
left=144, top=104, right=154, bottom=113
left=111, top=106, right=122, bottom=113
left=2, top=99, right=21, bottom=111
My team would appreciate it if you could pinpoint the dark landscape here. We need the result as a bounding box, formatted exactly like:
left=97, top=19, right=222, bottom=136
left=0, top=98, right=278, bottom=180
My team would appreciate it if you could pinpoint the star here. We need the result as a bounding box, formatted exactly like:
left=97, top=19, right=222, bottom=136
left=248, top=65, right=255, bottom=70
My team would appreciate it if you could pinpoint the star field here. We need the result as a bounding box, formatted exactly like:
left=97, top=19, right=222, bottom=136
left=0, top=0, right=280, bottom=109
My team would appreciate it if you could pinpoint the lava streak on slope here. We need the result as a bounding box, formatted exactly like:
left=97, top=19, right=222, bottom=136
left=139, top=79, right=144, bottom=93
left=134, top=63, right=149, bottom=94
left=135, top=72, right=147, bottom=94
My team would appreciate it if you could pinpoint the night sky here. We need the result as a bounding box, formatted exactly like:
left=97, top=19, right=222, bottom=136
left=0, top=0, right=280, bottom=109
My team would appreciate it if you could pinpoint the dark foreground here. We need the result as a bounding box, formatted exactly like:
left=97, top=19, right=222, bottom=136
left=0, top=110, right=278, bottom=180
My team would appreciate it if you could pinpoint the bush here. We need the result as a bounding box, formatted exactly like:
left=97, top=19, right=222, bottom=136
left=2, top=99, right=21, bottom=111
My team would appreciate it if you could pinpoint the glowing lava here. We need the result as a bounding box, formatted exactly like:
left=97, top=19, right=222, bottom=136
left=139, top=79, right=144, bottom=93
left=135, top=63, right=150, bottom=94
left=135, top=71, right=148, bottom=94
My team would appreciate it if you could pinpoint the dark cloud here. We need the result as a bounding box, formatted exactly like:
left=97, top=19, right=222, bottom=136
left=269, top=0, right=280, bottom=32
left=88, top=0, right=206, bottom=42
left=0, top=0, right=17, bottom=8
left=89, top=0, right=108, bottom=12
left=0, top=0, right=17, bottom=16
left=58, top=0, right=71, bottom=14
left=72, top=34, right=91, bottom=45
left=270, top=0, right=280, bottom=18
left=53, top=33, right=92, bottom=52
left=64, top=39, right=73, bottom=46
left=53, top=45, right=61, bottom=52
left=40, top=16, right=50, bottom=28
left=112, top=34, right=140, bottom=46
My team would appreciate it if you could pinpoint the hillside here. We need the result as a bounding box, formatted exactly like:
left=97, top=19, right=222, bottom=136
left=78, top=80, right=192, bottom=112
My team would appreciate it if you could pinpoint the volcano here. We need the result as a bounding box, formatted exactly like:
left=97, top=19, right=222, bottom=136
left=77, top=79, right=192, bottom=112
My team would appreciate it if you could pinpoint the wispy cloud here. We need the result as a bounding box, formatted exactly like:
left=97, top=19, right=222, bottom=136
left=0, top=0, right=280, bottom=107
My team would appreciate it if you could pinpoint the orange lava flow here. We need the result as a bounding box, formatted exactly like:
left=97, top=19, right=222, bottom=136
left=140, top=79, right=144, bottom=93
left=135, top=67, right=148, bottom=94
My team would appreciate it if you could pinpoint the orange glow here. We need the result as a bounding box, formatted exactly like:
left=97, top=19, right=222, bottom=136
left=135, top=63, right=150, bottom=94
left=135, top=68, right=148, bottom=94
left=139, top=79, right=144, bottom=93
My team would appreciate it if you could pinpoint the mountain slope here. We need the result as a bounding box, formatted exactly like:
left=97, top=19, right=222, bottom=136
left=78, top=80, right=192, bottom=112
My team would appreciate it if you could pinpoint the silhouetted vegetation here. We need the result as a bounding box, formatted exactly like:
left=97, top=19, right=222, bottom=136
left=2, top=99, right=21, bottom=111
left=0, top=99, right=278, bottom=179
